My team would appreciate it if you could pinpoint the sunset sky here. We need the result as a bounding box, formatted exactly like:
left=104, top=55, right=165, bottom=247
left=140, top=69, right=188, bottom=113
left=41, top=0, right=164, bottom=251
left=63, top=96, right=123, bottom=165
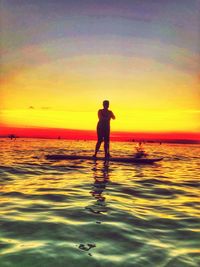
left=1, top=0, right=200, bottom=136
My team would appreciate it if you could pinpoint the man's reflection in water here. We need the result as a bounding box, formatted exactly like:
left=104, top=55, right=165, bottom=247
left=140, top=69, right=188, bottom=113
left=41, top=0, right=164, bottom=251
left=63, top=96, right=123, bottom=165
left=91, top=161, right=109, bottom=202
left=86, top=161, right=110, bottom=214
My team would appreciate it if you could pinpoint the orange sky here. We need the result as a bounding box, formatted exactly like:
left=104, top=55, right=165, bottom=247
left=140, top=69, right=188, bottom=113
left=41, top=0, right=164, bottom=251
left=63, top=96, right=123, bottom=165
left=1, top=1, right=200, bottom=135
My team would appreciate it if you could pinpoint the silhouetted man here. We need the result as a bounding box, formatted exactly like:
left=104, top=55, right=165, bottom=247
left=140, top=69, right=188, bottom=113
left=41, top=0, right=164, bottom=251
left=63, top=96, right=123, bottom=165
left=93, top=100, right=115, bottom=158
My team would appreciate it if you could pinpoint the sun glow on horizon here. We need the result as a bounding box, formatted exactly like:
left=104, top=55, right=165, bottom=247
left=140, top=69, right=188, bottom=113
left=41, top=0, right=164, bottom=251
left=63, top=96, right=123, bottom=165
left=1, top=108, right=200, bottom=133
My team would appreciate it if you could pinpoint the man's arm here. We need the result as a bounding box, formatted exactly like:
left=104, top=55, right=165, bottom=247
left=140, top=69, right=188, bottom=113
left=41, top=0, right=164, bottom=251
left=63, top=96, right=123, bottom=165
left=98, top=109, right=102, bottom=119
left=111, top=111, right=116, bottom=120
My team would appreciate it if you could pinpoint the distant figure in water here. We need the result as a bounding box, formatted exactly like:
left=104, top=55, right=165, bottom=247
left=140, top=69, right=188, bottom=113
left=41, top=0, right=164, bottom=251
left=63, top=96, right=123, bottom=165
left=8, top=134, right=16, bottom=140
left=93, top=100, right=115, bottom=158
left=135, top=142, right=148, bottom=158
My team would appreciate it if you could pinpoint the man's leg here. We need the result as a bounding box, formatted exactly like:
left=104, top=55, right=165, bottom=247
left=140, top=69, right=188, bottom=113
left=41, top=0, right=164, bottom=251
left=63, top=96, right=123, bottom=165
left=104, top=140, right=110, bottom=158
left=104, top=129, right=110, bottom=158
left=94, top=139, right=102, bottom=157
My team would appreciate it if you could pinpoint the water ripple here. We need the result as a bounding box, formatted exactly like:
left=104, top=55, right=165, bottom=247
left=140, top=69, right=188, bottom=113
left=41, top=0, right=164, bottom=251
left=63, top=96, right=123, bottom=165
left=0, top=139, right=200, bottom=267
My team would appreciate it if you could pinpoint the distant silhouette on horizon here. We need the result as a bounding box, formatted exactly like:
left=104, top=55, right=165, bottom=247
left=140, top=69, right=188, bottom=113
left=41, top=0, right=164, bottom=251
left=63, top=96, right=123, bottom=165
left=8, top=134, right=17, bottom=140
left=93, top=100, right=115, bottom=158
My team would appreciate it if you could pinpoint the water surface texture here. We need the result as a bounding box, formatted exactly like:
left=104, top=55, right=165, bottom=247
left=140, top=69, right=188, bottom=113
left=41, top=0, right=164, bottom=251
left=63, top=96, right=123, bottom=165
left=0, top=139, right=200, bottom=267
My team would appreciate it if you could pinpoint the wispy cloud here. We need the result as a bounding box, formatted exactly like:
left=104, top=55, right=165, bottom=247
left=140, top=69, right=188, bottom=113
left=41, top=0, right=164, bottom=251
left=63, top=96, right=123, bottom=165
left=41, top=107, right=51, bottom=110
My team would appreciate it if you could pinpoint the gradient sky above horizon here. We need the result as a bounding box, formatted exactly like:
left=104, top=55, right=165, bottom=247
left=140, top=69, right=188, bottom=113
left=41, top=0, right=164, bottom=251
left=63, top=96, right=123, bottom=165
left=1, top=0, right=200, bottom=132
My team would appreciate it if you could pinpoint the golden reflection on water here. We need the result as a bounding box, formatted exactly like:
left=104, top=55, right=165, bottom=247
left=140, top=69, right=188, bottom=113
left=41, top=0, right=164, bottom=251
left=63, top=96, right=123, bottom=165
left=91, top=161, right=109, bottom=202
left=0, top=139, right=200, bottom=266
left=0, top=238, right=45, bottom=255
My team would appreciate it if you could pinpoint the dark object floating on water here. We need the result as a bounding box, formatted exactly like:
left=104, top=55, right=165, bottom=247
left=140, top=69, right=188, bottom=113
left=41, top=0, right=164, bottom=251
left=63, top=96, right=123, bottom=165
left=45, top=154, right=163, bottom=164
left=78, top=243, right=96, bottom=251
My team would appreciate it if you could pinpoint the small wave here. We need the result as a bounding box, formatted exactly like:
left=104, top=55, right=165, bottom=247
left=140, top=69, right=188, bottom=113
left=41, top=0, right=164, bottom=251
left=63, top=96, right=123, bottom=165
left=1, top=139, right=200, bottom=267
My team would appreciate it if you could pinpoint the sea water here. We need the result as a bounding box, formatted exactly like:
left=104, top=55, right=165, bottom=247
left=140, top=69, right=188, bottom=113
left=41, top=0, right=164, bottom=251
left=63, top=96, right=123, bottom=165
left=0, top=139, right=200, bottom=267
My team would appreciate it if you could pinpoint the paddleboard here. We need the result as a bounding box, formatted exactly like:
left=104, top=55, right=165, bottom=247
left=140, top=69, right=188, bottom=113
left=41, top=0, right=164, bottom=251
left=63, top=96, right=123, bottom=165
left=46, top=154, right=163, bottom=164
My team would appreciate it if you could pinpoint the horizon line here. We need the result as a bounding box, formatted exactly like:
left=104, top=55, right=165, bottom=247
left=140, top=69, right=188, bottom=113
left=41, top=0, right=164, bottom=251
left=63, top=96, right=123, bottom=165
left=1, top=126, right=200, bottom=143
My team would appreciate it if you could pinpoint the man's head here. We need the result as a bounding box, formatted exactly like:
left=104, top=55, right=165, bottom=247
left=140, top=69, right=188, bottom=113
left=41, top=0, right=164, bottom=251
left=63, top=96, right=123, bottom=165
left=103, top=100, right=109, bottom=109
